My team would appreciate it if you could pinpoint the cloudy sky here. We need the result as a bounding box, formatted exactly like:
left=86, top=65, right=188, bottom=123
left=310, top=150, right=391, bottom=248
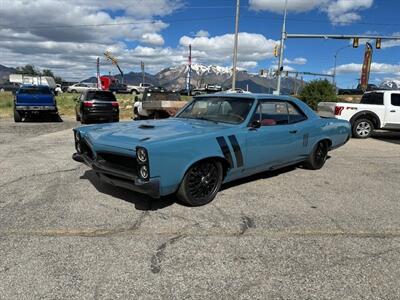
left=0, top=0, right=399, bottom=87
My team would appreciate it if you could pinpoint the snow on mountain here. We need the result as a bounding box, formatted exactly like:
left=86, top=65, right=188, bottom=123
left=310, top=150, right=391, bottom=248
left=380, top=79, right=400, bottom=90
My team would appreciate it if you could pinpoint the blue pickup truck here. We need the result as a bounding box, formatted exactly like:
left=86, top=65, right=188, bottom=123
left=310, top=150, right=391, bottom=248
left=14, top=85, right=58, bottom=122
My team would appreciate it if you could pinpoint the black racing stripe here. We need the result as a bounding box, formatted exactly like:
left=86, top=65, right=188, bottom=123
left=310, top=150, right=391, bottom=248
left=228, top=135, right=244, bottom=167
left=216, top=136, right=233, bottom=167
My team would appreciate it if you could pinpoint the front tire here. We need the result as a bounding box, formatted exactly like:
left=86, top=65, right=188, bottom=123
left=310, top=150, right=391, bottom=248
left=304, top=141, right=328, bottom=170
left=14, top=109, right=22, bottom=122
left=177, top=160, right=223, bottom=206
left=352, top=118, right=373, bottom=138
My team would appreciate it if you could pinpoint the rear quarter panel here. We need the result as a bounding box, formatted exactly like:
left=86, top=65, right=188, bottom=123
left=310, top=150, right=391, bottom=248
left=315, top=118, right=351, bottom=149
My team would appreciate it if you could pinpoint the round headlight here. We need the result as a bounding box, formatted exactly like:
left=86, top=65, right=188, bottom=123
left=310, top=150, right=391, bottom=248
left=137, top=148, right=147, bottom=163
left=140, top=165, right=149, bottom=179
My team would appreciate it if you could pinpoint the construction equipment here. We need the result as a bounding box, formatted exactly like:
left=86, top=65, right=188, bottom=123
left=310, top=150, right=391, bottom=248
left=104, top=51, right=124, bottom=84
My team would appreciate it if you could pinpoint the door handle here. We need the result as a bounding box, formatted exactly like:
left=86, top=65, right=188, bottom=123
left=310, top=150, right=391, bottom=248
left=390, top=110, right=396, bottom=112
left=289, top=130, right=298, bottom=134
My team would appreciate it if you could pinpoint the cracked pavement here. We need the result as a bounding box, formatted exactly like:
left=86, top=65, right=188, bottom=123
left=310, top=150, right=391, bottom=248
left=0, top=119, right=400, bottom=299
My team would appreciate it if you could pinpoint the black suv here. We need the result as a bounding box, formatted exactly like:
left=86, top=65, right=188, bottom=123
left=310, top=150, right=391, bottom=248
left=75, top=90, right=119, bottom=124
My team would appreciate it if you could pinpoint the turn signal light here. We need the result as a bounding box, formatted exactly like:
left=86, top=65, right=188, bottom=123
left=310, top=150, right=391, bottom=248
left=111, top=102, right=119, bottom=107
left=334, top=106, right=345, bottom=116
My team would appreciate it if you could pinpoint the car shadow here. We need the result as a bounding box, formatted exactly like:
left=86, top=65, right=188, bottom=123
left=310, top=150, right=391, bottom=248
left=80, top=162, right=313, bottom=210
left=80, top=170, right=175, bottom=211
left=23, top=114, right=63, bottom=122
left=221, top=165, right=299, bottom=191
left=372, top=131, right=400, bottom=145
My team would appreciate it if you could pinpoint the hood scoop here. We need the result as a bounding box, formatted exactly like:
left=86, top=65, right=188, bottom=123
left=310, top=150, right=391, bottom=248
left=138, top=124, right=155, bottom=129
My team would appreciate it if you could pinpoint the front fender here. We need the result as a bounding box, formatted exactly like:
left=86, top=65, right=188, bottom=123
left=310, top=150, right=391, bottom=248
left=147, top=137, right=230, bottom=196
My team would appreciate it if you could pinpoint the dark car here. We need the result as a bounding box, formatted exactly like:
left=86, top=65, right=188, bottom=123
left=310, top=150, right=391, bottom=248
left=109, top=82, right=129, bottom=94
left=75, top=90, right=119, bottom=124
left=0, top=82, right=20, bottom=93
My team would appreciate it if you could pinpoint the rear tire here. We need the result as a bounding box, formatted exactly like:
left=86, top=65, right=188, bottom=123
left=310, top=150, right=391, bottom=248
left=177, top=160, right=223, bottom=206
left=14, top=109, right=22, bottom=122
left=352, top=118, right=373, bottom=139
left=81, top=115, right=88, bottom=124
left=303, top=141, right=328, bottom=170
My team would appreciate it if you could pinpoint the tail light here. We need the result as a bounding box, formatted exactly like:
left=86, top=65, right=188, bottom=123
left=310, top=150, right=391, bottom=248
left=334, top=106, right=344, bottom=116
left=83, top=101, right=93, bottom=107
left=111, top=102, right=119, bottom=107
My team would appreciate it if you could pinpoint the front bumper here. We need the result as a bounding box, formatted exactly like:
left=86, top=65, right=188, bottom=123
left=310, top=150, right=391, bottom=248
left=72, top=152, right=160, bottom=198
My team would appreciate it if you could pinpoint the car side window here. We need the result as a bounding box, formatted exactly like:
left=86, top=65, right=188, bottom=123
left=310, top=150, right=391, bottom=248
left=252, top=101, right=289, bottom=126
left=287, top=102, right=307, bottom=124
left=391, top=94, right=400, bottom=106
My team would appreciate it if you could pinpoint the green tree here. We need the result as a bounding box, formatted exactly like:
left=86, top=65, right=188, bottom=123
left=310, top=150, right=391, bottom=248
left=41, top=69, right=54, bottom=77
left=299, top=79, right=337, bottom=110
left=16, top=64, right=40, bottom=75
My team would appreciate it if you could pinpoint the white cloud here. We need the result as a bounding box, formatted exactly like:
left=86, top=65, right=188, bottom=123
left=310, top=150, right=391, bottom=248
left=0, top=0, right=184, bottom=79
left=325, top=0, right=373, bottom=25
left=249, top=0, right=322, bottom=13
left=328, top=62, right=400, bottom=75
left=283, top=57, right=307, bottom=65
left=140, top=33, right=165, bottom=46
left=195, top=30, right=210, bottom=38
left=179, top=32, right=278, bottom=65
left=249, top=0, right=374, bottom=25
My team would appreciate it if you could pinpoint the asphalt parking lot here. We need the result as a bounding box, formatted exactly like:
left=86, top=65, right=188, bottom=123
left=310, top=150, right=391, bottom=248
left=0, top=118, right=399, bottom=299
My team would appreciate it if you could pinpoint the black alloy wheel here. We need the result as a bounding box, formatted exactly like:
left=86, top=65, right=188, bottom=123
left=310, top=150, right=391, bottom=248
left=304, top=141, right=328, bottom=170
left=177, top=160, right=223, bottom=206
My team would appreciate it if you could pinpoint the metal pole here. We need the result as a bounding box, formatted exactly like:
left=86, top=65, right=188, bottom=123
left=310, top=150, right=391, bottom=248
left=188, top=44, right=192, bottom=96
left=276, top=0, right=288, bottom=95
left=232, top=0, right=240, bottom=91
left=142, top=62, right=145, bottom=84
left=333, top=45, right=350, bottom=87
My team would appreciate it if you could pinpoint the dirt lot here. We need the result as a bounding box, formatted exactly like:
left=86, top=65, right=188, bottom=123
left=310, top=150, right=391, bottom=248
left=0, top=118, right=399, bottom=299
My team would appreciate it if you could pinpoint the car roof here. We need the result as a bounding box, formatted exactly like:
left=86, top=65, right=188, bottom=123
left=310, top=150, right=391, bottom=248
left=194, top=92, right=319, bottom=120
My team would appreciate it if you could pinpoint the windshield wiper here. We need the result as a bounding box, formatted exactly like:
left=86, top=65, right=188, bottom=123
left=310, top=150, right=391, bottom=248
left=195, top=116, right=219, bottom=124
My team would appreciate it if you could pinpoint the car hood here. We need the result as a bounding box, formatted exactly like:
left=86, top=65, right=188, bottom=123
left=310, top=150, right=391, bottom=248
left=84, top=118, right=233, bottom=149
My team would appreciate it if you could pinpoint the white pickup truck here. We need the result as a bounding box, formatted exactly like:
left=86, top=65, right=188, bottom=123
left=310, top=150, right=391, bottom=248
left=126, top=83, right=153, bottom=94
left=318, top=90, right=400, bottom=138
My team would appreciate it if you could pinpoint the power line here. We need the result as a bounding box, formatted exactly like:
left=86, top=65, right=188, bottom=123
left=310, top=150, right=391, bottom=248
left=0, top=16, right=234, bottom=30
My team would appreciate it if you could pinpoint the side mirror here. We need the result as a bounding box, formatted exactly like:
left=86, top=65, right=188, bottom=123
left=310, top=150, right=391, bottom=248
left=250, top=119, right=261, bottom=129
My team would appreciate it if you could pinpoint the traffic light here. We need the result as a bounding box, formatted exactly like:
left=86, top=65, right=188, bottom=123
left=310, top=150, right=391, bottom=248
left=353, top=37, right=359, bottom=48
left=376, top=38, right=382, bottom=49
left=274, top=45, right=279, bottom=57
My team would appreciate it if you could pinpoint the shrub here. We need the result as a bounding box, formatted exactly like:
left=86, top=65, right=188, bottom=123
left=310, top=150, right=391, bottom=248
left=299, top=79, right=337, bottom=110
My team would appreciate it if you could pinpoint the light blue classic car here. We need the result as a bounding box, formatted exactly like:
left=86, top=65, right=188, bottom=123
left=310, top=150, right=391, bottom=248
left=73, top=93, right=351, bottom=206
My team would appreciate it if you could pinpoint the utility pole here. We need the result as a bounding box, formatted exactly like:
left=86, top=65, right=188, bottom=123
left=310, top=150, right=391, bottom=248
left=141, top=61, right=145, bottom=84
left=187, top=44, right=192, bottom=96
left=232, top=0, right=240, bottom=91
left=333, top=45, right=351, bottom=87
left=276, top=0, right=288, bottom=95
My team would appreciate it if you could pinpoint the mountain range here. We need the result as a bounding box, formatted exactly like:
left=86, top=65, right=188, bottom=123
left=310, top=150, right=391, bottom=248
left=83, top=64, right=304, bottom=94
left=4, top=62, right=399, bottom=93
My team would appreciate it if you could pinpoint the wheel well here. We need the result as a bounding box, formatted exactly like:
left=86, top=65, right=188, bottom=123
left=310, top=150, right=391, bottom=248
left=185, top=157, right=230, bottom=180
left=319, top=138, right=332, bottom=149
left=351, top=112, right=380, bottom=129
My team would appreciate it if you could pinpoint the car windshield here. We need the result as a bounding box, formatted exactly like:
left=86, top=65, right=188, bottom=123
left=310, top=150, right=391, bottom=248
left=176, top=97, right=254, bottom=124
left=87, top=91, right=116, bottom=101
left=19, top=87, right=51, bottom=94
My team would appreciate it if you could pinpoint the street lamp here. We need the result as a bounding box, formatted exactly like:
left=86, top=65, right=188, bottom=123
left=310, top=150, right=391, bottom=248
left=276, top=0, right=288, bottom=95
left=232, top=0, right=240, bottom=91
left=333, top=44, right=351, bottom=87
